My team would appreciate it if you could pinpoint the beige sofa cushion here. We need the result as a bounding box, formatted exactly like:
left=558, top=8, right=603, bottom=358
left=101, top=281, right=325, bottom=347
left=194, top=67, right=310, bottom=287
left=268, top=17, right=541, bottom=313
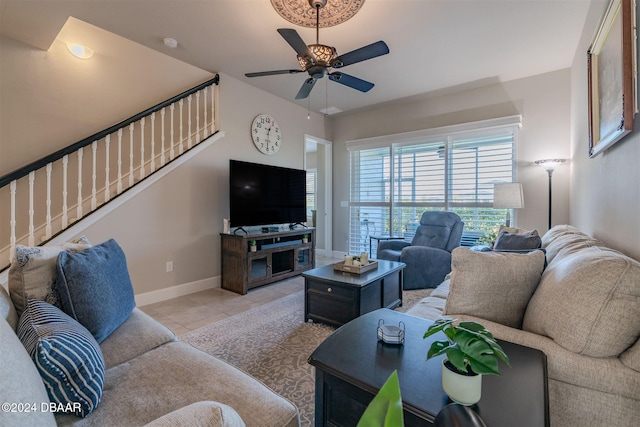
left=100, top=308, right=176, bottom=369
left=523, top=246, right=640, bottom=357
left=541, top=224, right=585, bottom=247
left=542, top=225, right=600, bottom=264
left=55, top=341, right=299, bottom=427
left=443, top=248, right=545, bottom=328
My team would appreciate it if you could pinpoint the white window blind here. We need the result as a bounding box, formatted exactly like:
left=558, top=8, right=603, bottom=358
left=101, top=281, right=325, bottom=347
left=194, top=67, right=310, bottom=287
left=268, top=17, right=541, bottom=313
left=348, top=117, right=519, bottom=256
left=306, top=170, right=316, bottom=218
left=349, top=147, right=391, bottom=255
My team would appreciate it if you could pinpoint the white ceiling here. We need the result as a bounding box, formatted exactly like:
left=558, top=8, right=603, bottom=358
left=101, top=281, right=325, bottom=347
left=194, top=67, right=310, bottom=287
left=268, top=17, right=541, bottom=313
left=0, top=0, right=593, bottom=115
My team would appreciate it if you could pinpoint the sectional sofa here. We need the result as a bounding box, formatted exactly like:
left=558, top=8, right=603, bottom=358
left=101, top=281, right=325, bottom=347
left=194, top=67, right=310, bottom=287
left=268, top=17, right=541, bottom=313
left=406, top=225, right=640, bottom=426
left=0, top=238, right=299, bottom=427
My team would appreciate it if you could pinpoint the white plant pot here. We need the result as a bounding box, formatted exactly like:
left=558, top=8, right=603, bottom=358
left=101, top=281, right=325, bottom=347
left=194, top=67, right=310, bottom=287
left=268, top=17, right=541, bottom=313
left=441, top=359, right=482, bottom=406
left=250, top=246, right=257, bottom=252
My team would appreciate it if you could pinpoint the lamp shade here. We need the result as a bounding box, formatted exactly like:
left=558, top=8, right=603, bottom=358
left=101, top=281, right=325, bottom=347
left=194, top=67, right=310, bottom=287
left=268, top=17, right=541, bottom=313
left=534, top=159, right=566, bottom=171
left=493, top=183, right=524, bottom=209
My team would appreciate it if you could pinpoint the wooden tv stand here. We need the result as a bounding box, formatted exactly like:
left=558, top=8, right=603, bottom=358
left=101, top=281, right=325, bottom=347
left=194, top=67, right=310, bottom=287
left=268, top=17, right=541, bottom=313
left=220, top=228, right=315, bottom=295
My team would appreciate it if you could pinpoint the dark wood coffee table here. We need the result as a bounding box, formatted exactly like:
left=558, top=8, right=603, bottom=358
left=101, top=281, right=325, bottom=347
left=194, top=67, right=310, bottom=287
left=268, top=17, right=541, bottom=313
left=303, top=260, right=405, bottom=327
left=308, top=309, right=549, bottom=427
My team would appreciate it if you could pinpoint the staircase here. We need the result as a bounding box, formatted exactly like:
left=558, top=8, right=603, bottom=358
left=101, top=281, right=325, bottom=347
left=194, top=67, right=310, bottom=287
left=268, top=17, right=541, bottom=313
left=0, top=76, right=221, bottom=272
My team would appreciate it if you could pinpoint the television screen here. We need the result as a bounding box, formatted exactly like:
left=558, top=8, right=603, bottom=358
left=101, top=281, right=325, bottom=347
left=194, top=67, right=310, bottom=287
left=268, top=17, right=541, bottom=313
left=229, top=160, right=307, bottom=227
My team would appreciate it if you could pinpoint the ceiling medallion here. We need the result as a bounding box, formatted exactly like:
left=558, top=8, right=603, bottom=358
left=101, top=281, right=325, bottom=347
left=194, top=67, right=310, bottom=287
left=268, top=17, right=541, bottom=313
left=270, top=0, right=365, bottom=28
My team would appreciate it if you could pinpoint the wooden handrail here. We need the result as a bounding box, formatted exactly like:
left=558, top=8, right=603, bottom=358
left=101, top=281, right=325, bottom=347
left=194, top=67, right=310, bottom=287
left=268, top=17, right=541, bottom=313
left=0, top=75, right=219, bottom=188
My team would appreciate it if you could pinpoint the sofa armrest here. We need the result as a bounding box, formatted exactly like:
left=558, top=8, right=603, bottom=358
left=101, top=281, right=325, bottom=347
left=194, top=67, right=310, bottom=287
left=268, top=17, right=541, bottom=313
left=378, top=240, right=410, bottom=252
left=400, top=246, right=452, bottom=289
left=446, top=314, right=640, bottom=401
left=144, top=401, right=245, bottom=427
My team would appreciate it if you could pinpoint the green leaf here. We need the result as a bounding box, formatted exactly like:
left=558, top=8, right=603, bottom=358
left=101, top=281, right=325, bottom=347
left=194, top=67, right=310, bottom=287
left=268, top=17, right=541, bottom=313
left=356, top=370, right=404, bottom=427
left=427, top=340, right=452, bottom=359
left=423, top=318, right=453, bottom=339
left=462, top=339, right=501, bottom=375
left=445, top=347, right=468, bottom=373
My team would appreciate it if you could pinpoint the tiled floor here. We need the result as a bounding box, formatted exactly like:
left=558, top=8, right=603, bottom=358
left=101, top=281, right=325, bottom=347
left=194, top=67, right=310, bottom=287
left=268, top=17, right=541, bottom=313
left=140, top=256, right=336, bottom=335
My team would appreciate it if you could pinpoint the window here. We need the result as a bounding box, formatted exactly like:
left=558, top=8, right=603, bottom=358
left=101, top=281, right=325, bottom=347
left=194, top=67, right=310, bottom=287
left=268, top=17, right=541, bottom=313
left=347, top=116, right=520, bottom=256
left=306, top=169, right=316, bottom=219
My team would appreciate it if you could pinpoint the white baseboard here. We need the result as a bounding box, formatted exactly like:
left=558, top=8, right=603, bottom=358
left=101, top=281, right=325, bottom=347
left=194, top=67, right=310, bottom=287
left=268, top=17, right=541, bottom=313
left=135, top=276, right=221, bottom=307
left=3, top=268, right=220, bottom=307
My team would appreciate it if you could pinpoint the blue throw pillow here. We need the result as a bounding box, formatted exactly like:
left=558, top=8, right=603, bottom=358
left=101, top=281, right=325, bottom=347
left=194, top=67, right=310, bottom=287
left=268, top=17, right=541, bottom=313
left=17, top=299, right=105, bottom=417
left=55, top=238, right=136, bottom=343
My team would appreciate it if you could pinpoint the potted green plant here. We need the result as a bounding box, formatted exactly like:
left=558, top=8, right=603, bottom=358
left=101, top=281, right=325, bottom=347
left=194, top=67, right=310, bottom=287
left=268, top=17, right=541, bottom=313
left=477, top=230, right=498, bottom=248
left=249, top=240, right=257, bottom=252
left=302, top=234, right=309, bottom=243
left=423, top=318, right=509, bottom=406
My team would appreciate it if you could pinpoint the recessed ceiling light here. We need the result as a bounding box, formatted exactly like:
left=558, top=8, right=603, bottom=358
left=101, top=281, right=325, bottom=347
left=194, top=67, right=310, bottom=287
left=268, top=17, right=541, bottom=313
left=163, top=38, right=178, bottom=48
left=67, top=43, right=94, bottom=59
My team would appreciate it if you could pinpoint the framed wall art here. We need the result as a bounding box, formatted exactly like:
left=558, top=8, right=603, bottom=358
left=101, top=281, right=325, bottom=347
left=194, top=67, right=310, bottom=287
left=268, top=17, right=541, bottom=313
left=587, top=0, right=637, bottom=158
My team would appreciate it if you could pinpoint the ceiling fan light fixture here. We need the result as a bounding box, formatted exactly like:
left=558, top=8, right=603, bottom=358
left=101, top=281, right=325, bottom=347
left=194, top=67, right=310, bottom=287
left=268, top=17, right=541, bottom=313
left=297, top=55, right=311, bottom=70
left=309, top=44, right=336, bottom=66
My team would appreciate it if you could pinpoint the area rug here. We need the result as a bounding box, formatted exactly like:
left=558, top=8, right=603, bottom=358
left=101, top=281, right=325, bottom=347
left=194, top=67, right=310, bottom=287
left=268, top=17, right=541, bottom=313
left=181, top=290, right=334, bottom=427
left=180, top=285, right=432, bottom=426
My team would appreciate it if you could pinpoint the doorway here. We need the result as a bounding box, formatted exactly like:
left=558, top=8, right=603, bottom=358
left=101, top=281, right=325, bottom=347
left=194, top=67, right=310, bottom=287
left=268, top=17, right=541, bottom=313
left=304, top=135, right=332, bottom=257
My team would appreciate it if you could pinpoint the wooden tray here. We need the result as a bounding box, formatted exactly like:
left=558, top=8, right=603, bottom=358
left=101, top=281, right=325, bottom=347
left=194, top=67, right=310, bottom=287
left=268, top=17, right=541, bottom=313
left=333, top=260, right=378, bottom=274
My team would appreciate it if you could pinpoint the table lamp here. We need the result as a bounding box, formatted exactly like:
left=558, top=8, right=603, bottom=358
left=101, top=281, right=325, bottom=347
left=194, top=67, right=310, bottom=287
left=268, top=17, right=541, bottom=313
left=493, top=182, right=524, bottom=227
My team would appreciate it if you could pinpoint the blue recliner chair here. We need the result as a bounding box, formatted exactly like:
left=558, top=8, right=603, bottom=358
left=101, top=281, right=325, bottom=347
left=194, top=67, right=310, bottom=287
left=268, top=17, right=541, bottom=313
left=377, top=211, right=464, bottom=289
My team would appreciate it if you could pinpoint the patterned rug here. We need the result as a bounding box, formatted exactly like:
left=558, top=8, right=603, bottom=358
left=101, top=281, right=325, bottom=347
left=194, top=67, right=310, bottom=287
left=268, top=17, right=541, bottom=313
left=180, top=281, right=432, bottom=426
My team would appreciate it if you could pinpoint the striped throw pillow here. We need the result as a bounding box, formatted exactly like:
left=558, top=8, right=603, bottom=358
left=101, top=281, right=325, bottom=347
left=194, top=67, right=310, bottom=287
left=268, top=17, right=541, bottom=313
left=17, top=299, right=105, bottom=417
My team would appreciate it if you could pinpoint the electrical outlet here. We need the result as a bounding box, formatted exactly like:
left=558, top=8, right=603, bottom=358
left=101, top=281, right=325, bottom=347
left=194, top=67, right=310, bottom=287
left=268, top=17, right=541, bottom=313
left=166, top=261, right=174, bottom=273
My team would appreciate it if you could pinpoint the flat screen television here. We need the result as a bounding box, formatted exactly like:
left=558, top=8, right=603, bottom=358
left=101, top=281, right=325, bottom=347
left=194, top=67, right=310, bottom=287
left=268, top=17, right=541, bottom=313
left=229, top=160, right=307, bottom=227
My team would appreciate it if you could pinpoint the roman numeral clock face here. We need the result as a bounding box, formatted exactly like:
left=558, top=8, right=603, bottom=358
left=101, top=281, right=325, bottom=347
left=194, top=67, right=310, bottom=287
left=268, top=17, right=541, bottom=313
left=251, top=114, right=282, bottom=155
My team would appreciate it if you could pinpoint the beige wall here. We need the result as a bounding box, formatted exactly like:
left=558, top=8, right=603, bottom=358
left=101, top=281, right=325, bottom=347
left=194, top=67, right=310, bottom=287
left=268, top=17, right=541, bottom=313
left=0, top=31, right=328, bottom=295
left=0, top=18, right=213, bottom=174
left=330, top=69, right=572, bottom=252
left=71, top=74, right=328, bottom=295
left=569, top=0, right=640, bottom=261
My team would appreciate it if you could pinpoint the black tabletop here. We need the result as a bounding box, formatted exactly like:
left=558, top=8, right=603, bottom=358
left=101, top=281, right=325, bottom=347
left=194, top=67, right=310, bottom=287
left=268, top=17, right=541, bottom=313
left=308, top=309, right=549, bottom=426
left=302, top=260, right=405, bottom=287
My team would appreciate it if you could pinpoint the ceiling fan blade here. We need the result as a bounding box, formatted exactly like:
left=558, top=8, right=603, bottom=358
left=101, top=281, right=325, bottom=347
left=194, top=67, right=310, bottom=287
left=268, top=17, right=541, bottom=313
left=328, top=72, right=374, bottom=92
left=245, top=69, right=303, bottom=78
left=277, top=28, right=311, bottom=58
left=295, top=78, right=317, bottom=99
left=332, top=41, right=390, bottom=68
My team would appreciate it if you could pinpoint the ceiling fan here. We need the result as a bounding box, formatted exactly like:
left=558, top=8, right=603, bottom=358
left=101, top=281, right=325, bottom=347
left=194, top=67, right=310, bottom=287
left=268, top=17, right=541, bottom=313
left=245, top=0, right=389, bottom=100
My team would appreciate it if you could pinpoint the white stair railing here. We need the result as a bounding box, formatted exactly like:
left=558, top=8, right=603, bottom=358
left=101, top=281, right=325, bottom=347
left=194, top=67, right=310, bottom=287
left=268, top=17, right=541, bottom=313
left=0, top=76, right=220, bottom=270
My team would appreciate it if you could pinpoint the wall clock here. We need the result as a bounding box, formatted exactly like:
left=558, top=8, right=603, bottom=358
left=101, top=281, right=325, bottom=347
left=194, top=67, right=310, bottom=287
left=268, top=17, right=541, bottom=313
left=251, top=114, right=282, bottom=155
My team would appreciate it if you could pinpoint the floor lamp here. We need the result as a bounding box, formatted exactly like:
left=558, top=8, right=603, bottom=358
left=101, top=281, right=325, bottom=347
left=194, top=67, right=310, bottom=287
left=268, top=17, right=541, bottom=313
left=534, top=159, right=566, bottom=230
left=493, top=183, right=524, bottom=227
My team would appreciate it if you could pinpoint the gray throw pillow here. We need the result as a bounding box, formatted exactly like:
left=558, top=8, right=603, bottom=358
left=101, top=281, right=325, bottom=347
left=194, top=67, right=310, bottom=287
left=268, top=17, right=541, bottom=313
left=493, top=230, right=541, bottom=251
left=55, top=239, right=136, bottom=343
